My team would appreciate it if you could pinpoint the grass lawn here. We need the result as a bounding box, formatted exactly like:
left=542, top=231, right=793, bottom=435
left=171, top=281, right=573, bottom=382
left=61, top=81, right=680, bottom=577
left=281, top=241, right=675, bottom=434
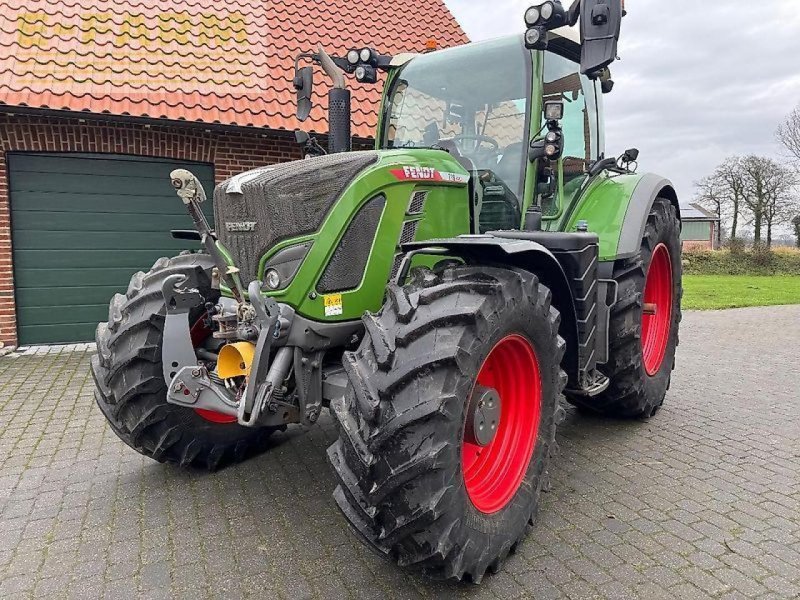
left=683, top=275, right=800, bottom=310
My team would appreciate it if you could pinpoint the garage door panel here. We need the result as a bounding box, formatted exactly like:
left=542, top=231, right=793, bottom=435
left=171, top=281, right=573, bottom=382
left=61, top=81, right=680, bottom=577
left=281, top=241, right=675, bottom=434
left=13, top=231, right=202, bottom=251
left=12, top=211, right=205, bottom=233
left=19, top=323, right=100, bottom=346
left=10, top=153, right=214, bottom=344
left=13, top=249, right=192, bottom=270
left=18, top=304, right=109, bottom=327
left=12, top=193, right=206, bottom=215
left=15, top=286, right=121, bottom=308
left=11, top=171, right=192, bottom=197
left=10, top=154, right=201, bottom=179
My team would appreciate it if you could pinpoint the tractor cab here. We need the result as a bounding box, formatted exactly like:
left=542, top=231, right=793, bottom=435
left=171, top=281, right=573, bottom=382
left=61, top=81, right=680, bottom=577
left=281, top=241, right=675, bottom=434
left=378, top=28, right=605, bottom=232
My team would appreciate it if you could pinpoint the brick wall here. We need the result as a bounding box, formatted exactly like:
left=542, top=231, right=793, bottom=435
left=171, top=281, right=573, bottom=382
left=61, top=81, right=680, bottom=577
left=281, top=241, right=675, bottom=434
left=0, top=112, right=374, bottom=347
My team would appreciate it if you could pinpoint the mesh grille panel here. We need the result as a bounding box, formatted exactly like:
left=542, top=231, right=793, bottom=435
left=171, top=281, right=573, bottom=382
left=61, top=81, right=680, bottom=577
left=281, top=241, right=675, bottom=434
left=214, top=151, right=378, bottom=283
left=400, top=220, right=419, bottom=245
left=408, top=191, right=428, bottom=214
left=389, top=253, right=403, bottom=282
left=317, top=195, right=386, bottom=294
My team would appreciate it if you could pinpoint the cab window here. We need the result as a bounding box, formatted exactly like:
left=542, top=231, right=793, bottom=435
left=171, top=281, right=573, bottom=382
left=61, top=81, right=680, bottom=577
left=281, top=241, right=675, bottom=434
left=542, top=46, right=601, bottom=215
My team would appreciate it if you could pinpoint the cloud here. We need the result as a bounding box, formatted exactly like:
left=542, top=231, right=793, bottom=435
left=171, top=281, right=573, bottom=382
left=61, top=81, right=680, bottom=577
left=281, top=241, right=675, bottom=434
left=443, top=0, right=800, bottom=203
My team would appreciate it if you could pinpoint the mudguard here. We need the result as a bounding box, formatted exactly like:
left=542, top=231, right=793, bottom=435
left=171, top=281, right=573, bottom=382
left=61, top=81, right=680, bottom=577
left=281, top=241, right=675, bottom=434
left=565, top=172, right=680, bottom=261
left=402, top=234, right=591, bottom=389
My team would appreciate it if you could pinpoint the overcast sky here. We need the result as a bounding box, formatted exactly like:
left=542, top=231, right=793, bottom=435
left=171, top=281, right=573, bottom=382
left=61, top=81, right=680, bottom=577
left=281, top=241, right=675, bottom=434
left=443, top=0, right=800, bottom=205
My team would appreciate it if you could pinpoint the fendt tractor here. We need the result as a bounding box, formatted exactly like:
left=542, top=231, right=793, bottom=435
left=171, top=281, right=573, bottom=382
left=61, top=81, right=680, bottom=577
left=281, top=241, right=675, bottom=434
left=92, top=0, right=682, bottom=582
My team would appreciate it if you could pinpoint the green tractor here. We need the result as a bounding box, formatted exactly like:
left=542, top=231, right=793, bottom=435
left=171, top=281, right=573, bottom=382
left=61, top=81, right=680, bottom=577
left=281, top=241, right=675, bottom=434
left=92, top=0, right=681, bottom=583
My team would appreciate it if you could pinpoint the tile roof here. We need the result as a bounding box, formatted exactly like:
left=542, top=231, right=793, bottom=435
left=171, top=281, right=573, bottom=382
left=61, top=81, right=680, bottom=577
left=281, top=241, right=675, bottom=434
left=0, top=0, right=468, bottom=138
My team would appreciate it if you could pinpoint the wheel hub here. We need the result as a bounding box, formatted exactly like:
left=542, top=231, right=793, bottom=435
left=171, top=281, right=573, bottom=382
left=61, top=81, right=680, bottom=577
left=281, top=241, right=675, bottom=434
left=465, top=386, right=502, bottom=447
left=641, top=243, right=673, bottom=376
left=461, top=334, right=542, bottom=514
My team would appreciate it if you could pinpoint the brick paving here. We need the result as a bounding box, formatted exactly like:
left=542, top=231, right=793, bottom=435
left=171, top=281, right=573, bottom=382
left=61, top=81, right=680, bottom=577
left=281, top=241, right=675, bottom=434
left=0, top=306, right=798, bottom=599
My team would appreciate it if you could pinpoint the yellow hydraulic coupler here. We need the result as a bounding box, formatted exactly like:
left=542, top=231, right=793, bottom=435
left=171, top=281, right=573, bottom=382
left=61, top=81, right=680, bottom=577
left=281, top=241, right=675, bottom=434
left=217, top=342, right=257, bottom=379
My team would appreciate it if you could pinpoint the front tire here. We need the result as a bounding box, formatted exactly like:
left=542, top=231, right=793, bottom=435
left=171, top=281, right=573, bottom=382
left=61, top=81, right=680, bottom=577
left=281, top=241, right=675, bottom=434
left=328, top=266, right=566, bottom=582
left=91, top=254, right=275, bottom=471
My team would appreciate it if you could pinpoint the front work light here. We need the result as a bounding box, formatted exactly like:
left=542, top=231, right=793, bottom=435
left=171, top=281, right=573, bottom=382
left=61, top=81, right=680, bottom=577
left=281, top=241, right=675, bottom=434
left=524, top=6, right=540, bottom=26
left=524, top=26, right=548, bottom=49
left=347, top=49, right=360, bottom=65
left=540, top=1, right=555, bottom=20
left=355, top=65, right=378, bottom=83
left=544, top=101, right=564, bottom=121
left=359, top=48, right=375, bottom=64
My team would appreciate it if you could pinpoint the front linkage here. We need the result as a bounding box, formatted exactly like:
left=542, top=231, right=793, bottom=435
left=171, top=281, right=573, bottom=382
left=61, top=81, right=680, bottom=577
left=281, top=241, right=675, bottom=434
left=162, top=171, right=352, bottom=429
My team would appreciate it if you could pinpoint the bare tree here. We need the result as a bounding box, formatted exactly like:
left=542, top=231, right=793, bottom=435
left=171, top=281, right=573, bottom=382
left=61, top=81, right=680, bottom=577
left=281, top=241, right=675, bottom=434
left=777, top=104, right=800, bottom=166
left=741, top=156, right=797, bottom=247
left=709, top=156, right=747, bottom=240
left=793, top=215, right=800, bottom=248
left=694, top=175, right=724, bottom=247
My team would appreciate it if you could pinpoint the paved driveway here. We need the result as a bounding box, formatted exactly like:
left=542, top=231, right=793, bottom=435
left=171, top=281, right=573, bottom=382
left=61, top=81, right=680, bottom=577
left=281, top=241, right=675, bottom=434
left=0, top=306, right=798, bottom=600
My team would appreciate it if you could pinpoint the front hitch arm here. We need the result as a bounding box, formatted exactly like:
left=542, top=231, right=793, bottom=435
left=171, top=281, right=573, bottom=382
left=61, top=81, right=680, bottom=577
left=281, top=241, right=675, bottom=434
left=169, top=169, right=247, bottom=303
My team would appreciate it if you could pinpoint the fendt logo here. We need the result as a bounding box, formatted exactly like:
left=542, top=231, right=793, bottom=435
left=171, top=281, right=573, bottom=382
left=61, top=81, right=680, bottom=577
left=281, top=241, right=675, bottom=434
left=389, top=166, right=470, bottom=185
left=225, top=221, right=257, bottom=233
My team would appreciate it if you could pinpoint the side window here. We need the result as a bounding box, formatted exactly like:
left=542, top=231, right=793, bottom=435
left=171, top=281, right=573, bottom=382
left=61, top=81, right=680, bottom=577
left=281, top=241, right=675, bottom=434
left=543, top=50, right=599, bottom=213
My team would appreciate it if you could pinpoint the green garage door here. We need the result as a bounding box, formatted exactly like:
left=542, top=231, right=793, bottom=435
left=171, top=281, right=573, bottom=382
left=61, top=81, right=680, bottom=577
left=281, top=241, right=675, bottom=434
left=9, top=153, right=214, bottom=345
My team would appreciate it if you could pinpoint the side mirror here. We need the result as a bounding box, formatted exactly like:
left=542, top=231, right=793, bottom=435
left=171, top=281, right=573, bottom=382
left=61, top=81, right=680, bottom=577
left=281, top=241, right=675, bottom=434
left=294, top=66, right=314, bottom=122
left=294, top=130, right=310, bottom=145
left=579, top=0, right=623, bottom=79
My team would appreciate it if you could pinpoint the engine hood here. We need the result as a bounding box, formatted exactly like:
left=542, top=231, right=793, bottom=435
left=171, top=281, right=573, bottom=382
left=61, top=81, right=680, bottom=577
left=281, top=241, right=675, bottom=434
left=213, top=151, right=379, bottom=284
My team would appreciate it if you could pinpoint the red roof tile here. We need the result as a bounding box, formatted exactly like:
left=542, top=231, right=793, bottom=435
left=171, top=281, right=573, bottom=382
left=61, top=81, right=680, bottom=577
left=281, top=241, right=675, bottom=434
left=0, top=0, right=468, bottom=138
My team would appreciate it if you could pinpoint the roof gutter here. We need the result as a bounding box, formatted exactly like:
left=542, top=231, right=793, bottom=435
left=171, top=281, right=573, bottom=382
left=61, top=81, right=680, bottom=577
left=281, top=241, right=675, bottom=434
left=0, top=104, right=375, bottom=144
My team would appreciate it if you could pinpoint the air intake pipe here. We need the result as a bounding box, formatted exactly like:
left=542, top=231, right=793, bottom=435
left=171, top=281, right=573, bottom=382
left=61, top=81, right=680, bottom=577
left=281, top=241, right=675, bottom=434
left=318, top=46, right=352, bottom=154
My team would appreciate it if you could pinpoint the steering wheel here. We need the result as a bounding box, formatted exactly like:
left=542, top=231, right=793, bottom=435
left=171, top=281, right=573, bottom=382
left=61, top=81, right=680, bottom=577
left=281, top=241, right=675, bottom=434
left=450, top=134, right=500, bottom=155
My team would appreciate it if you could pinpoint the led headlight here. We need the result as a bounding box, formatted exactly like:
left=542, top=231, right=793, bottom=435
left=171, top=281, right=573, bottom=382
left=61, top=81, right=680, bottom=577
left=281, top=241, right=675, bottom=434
left=540, top=1, right=554, bottom=20
left=524, top=27, right=542, bottom=47
left=359, top=48, right=373, bottom=63
left=354, top=65, right=377, bottom=83
left=545, top=144, right=558, bottom=157
left=546, top=131, right=559, bottom=143
left=347, top=49, right=360, bottom=65
left=264, top=269, right=281, bottom=290
left=524, top=6, right=540, bottom=26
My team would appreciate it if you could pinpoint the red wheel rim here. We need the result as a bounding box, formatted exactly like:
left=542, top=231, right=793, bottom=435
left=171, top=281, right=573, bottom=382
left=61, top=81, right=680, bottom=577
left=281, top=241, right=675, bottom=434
left=641, top=243, right=673, bottom=376
left=189, top=316, right=237, bottom=424
left=461, top=334, right=542, bottom=514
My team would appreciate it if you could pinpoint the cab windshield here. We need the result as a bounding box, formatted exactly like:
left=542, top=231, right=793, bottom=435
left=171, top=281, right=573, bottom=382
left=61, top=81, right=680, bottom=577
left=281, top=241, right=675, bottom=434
left=381, top=37, right=531, bottom=231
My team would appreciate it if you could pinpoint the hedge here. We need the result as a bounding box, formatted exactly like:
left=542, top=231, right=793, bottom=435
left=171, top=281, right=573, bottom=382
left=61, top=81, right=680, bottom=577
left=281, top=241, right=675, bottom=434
left=683, top=248, right=800, bottom=276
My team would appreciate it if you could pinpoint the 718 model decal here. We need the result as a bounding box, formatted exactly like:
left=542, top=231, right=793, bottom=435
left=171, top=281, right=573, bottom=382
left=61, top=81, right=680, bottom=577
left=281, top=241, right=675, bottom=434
left=390, top=166, right=470, bottom=185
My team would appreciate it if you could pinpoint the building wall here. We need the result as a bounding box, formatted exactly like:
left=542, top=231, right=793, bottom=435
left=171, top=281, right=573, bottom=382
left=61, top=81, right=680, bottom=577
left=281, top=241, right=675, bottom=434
left=681, top=220, right=717, bottom=251
left=0, top=112, right=326, bottom=347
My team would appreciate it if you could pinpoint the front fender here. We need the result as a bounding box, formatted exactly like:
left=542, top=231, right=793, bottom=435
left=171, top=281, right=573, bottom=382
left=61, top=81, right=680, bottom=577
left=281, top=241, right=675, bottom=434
left=566, top=173, right=680, bottom=261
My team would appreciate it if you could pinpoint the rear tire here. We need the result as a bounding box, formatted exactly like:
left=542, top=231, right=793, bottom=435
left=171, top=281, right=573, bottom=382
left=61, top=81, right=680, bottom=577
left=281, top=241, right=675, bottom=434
left=91, top=254, right=275, bottom=471
left=328, top=266, right=566, bottom=582
left=572, top=197, right=682, bottom=418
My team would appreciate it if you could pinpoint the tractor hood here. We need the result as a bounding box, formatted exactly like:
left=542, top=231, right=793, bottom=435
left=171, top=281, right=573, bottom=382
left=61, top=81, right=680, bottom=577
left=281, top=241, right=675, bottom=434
left=213, top=151, right=379, bottom=284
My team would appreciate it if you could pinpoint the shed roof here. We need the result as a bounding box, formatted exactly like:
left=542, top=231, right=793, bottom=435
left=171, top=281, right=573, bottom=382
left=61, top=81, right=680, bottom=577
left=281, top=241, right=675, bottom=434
left=0, top=0, right=468, bottom=138
left=682, top=203, right=720, bottom=221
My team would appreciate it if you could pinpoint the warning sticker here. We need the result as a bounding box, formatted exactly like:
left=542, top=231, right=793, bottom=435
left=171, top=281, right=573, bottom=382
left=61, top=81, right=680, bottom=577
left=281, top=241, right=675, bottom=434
left=324, top=294, right=343, bottom=317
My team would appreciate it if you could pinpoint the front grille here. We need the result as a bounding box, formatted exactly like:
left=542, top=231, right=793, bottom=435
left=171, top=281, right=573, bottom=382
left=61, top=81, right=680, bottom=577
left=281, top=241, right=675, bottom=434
left=214, top=151, right=379, bottom=284
left=317, top=195, right=387, bottom=294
